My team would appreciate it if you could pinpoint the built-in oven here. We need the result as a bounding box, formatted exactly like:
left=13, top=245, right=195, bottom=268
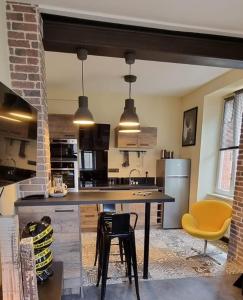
left=50, top=139, right=78, bottom=160
left=50, top=139, right=79, bottom=192
left=51, top=160, right=79, bottom=192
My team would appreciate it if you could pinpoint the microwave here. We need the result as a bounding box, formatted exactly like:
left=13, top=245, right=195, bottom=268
left=50, top=139, right=78, bottom=160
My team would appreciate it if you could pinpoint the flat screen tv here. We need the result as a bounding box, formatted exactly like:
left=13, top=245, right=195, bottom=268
left=0, top=81, right=38, bottom=187
left=79, top=124, right=110, bottom=150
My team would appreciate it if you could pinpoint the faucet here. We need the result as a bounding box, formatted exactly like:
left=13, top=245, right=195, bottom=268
left=129, top=169, right=141, bottom=185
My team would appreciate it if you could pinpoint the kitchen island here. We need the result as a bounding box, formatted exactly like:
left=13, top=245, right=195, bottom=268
left=15, top=190, right=174, bottom=295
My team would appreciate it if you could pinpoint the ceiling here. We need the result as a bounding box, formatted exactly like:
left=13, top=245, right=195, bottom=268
left=21, top=0, right=243, bottom=38
left=46, top=52, right=229, bottom=98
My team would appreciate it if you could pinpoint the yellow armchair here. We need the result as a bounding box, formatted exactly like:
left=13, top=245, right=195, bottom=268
left=182, top=200, right=232, bottom=255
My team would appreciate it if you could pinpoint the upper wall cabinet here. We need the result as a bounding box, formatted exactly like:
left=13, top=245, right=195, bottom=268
left=115, top=127, right=157, bottom=149
left=48, top=114, right=78, bottom=139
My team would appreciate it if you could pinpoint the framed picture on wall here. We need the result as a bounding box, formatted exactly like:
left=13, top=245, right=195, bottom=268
left=182, top=107, right=198, bottom=146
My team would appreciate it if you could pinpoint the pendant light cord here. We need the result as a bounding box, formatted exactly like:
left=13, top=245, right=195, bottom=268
left=82, top=60, right=85, bottom=96
left=129, top=64, right=132, bottom=98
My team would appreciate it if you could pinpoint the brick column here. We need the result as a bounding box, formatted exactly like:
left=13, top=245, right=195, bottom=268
left=228, top=119, right=243, bottom=264
left=6, top=1, right=50, bottom=198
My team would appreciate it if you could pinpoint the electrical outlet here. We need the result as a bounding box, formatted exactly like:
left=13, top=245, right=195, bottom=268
left=108, top=168, right=119, bottom=173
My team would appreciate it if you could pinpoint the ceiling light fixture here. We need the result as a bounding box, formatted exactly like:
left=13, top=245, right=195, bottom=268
left=119, top=52, right=140, bottom=133
left=73, top=48, right=95, bottom=125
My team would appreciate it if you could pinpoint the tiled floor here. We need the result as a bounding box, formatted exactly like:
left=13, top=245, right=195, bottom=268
left=62, top=274, right=243, bottom=300
left=81, top=229, right=242, bottom=286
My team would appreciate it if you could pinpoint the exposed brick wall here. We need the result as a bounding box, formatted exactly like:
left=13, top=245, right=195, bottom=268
left=6, top=1, right=50, bottom=198
left=228, top=120, right=243, bottom=264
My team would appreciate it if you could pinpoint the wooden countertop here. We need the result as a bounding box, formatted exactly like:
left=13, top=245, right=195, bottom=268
left=15, top=190, right=174, bottom=207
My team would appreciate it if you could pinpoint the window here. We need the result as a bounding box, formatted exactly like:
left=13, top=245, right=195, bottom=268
left=216, top=91, right=243, bottom=197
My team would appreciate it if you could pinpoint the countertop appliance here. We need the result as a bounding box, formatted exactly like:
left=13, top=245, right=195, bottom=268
left=0, top=81, right=38, bottom=187
left=156, top=159, right=190, bottom=229
left=50, top=139, right=79, bottom=192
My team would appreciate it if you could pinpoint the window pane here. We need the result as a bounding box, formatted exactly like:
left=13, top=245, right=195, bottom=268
left=221, top=99, right=234, bottom=149
left=217, top=149, right=233, bottom=193
left=220, top=95, right=243, bottom=149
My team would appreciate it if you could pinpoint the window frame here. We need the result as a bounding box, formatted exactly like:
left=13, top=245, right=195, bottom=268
left=215, top=96, right=241, bottom=197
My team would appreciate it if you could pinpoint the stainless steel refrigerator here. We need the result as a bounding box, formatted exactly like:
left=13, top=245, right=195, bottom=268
left=156, top=159, right=191, bottom=229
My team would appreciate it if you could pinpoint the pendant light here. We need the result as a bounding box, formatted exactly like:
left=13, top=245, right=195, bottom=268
left=73, top=48, right=95, bottom=125
left=119, top=52, right=140, bottom=133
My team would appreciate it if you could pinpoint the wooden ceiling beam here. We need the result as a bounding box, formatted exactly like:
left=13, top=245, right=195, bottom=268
left=42, top=13, right=243, bottom=69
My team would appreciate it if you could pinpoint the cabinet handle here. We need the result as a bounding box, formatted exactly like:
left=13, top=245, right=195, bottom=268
left=127, top=143, right=136, bottom=146
left=140, top=143, right=149, bottom=146
left=55, top=209, right=74, bottom=213
left=84, top=214, right=95, bottom=218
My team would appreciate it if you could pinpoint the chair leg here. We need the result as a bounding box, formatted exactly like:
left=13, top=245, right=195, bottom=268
left=96, top=233, right=104, bottom=287
left=101, top=237, right=111, bottom=300
left=130, top=233, right=140, bottom=300
left=123, top=239, right=132, bottom=284
left=203, top=240, right=208, bottom=256
left=94, top=233, right=100, bottom=266
left=94, top=218, right=101, bottom=266
left=119, top=238, right=124, bottom=264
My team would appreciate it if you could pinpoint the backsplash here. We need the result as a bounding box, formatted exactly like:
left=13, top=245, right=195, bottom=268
left=107, top=177, right=155, bottom=186
left=108, top=148, right=160, bottom=178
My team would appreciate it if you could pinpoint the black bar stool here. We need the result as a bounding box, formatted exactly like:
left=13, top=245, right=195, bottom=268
left=94, top=204, right=123, bottom=266
left=96, top=213, right=140, bottom=300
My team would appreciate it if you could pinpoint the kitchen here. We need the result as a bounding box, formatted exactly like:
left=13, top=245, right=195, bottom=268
left=10, top=51, right=242, bottom=298
left=46, top=51, right=195, bottom=232
left=1, top=2, right=243, bottom=299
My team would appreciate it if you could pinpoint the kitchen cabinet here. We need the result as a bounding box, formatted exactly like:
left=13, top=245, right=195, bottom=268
left=79, top=203, right=160, bottom=230
left=80, top=204, right=100, bottom=231
left=17, top=205, right=82, bottom=295
left=123, top=203, right=161, bottom=228
left=48, top=114, right=78, bottom=139
left=115, top=127, right=157, bottom=148
left=137, top=127, right=157, bottom=148
left=116, top=131, right=138, bottom=148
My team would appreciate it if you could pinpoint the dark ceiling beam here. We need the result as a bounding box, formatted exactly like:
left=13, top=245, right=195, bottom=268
left=42, top=13, right=243, bottom=69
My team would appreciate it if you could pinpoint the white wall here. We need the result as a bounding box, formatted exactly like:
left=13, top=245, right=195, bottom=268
left=48, top=92, right=182, bottom=178
left=197, top=94, right=224, bottom=200
left=180, top=69, right=243, bottom=206
left=0, top=0, right=18, bottom=216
